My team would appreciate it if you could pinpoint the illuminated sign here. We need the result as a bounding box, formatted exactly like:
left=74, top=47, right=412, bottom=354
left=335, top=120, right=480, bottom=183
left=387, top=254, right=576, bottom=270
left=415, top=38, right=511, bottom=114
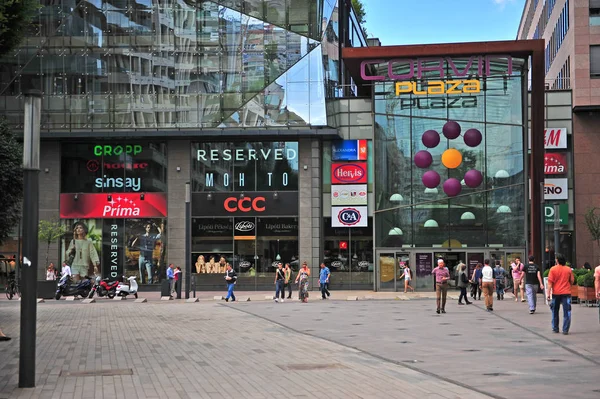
left=400, top=97, right=477, bottom=110
left=331, top=184, right=368, bottom=206
left=94, top=144, right=143, bottom=156
left=95, top=176, right=141, bottom=192
left=60, top=193, right=167, bottom=219
left=360, top=55, right=513, bottom=81
left=197, top=148, right=297, bottom=162
left=331, top=162, right=367, bottom=184
left=544, top=204, right=568, bottom=225
left=544, top=153, right=568, bottom=175
left=86, top=160, right=149, bottom=172
left=192, top=192, right=298, bottom=217
left=544, top=178, right=568, bottom=200
left=332, top=206, right=368, bottom=227
left=332, top=140, right=368, bottom=161
left=527, top=128, right=568, bottom=149
left=395, top=80, right=480, bottom=96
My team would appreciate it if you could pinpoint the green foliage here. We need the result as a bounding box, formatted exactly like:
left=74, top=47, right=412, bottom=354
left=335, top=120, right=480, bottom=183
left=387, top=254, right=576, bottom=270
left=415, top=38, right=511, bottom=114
left=351, top=0, right=366, bottom=24
left=543, top=267, right=550, bottom=277
left=584, top=207, right=600, bottom=254
left=0, top=0, right=39, bottom=57
left=0, top=119, right=23, bottom=245
left=38, top=220, right=68, bottom=266
left=576, top=271, right=595, bottom=288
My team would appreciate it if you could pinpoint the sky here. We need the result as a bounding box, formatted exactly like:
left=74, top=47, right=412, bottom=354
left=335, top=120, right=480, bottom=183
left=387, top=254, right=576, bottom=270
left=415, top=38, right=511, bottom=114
left=362, top=0, right=527, bottom=46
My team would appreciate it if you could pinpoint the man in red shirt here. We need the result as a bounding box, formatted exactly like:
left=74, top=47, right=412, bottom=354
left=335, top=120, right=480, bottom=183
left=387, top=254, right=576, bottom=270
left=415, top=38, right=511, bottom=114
left=546, top=253, right=574, bottom=335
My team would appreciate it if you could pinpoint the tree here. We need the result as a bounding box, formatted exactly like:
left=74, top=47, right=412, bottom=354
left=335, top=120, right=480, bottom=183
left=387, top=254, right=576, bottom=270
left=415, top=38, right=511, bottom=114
left=0, top=119, right=23, bottom=245
left=0, top=0, right=39, bottom=57
left=38, top=220, right=68, bottom=266
left=351, top=0, right=366, bottom=25
left=584, top=207, right=600, bottom=260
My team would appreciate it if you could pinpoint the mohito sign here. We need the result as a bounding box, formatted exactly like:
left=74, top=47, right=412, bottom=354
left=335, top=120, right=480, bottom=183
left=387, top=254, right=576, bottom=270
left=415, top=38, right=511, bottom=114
left=360, top=55, right=513, bottom=81
left=331, top=162, right=367, bottom=184
left=60, top=193, right=167, bottom=218
left=544, top=153, right=568, bottom=175
left=192, top=192, right=298, bottom=217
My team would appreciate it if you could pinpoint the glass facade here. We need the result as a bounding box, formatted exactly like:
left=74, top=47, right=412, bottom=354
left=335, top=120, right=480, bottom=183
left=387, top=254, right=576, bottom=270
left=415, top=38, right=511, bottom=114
left=372, top=57, right=528, bottom=250
left=0, top=0, right=344, bottom=131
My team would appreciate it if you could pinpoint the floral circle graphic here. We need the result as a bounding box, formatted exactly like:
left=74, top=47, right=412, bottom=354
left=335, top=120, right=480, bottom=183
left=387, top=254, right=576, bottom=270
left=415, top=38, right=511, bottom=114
left=414, top=121, right=483, bottom=197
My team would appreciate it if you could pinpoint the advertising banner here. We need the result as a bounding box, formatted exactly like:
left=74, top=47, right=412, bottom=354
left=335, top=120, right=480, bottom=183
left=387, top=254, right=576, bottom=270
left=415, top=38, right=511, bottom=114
left=331, top=162, right=368, bottom=184
left=467, top=253, right=484, bottom=277
left=331, top=184, right=368, bottom=206
left=331, top=206, right=368, bottom=227
left=544, top=203, right=569, bottom=225
left=60, top=193, right=167, bottom=219
left=544, top=153, right=568, bottom=175
left=233, top=218, right=256, bottom=240
left=528, top=128, right=568, bottom=150
left=544, top=178, right=568, bottom=200
left=416, top=253, right=433, bottom=278
left=103, top=219, right=124, bottom=279
left=332, top=140, right=368, bottom=161
left=61, top=219, right=102, bottom=278
left=192, top=191, right=298, bottom=217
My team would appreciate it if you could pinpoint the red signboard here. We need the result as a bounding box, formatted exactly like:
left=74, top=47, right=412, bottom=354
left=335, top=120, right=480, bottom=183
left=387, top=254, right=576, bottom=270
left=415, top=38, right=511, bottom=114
left=544, top=153, right=568, bottom=175
left=331, top=162, right=368, bottom=184
left=60, top=193, right=167, bottom=219
left=339, top=241, right=348, bottom=250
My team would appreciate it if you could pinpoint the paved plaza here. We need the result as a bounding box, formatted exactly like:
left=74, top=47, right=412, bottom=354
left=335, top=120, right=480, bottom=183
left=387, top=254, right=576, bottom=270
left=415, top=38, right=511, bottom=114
left=0, top=292, right=599, bottom=399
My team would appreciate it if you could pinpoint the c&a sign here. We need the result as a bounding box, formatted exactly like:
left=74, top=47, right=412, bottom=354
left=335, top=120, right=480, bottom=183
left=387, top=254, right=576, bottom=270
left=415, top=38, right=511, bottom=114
left=192, top=192, right=298, bottom=217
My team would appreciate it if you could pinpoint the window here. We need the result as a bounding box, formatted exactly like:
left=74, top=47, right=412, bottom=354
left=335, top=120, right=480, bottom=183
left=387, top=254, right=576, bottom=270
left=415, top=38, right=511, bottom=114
left=591, top=1, right=600, bottom=25
left=590, top=46, right=600, bottom=78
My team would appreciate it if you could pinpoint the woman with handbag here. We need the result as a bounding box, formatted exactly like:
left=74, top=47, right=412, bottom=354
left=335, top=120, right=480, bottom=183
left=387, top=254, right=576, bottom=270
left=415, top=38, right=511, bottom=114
left=295, top=261, right=311, bottom=303
left=457, top=263, right=472, bottom=305
left=66, top=222, right=100, bottom=281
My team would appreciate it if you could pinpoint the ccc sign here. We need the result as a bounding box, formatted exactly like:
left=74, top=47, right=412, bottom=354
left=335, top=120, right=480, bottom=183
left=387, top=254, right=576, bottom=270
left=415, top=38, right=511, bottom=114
left=224, top=196, right=266, bottom=213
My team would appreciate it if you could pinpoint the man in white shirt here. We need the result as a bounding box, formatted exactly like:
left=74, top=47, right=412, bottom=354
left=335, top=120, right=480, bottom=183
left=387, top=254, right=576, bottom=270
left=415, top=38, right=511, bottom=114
left=481, top=259, right=496, bottom=312
left=61, top=262, right=72, bottom=278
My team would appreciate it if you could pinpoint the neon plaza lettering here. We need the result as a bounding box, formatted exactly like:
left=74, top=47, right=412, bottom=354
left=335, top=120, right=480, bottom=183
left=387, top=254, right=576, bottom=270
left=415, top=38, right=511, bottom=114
left=395, top=80, right=481, bottom=96
left=197, top=148, right=297, bottom=162
left=94, top=145, right=143, bottom=156
left=95, top=176, right=141, bottom=192
left=205, top=172, right=289, bottom=188
left=400, top=97, right=478, bottom=110
left=360, top=55, right=513, bottom=81
left=224, top=197, right=266, bottom=213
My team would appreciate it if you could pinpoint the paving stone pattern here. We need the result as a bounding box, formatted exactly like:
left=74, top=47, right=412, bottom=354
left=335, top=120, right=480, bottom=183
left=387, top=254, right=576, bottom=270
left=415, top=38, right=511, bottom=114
left=0, top=299, right=492, bottom=399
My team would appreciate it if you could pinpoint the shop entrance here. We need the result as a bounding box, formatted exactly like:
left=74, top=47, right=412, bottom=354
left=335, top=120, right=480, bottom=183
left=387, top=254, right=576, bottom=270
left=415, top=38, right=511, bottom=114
left=375, top=249, right=525, bottom=292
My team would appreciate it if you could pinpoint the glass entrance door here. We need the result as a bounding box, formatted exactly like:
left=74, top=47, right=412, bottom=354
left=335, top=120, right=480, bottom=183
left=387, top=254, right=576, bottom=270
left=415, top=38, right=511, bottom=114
left=376, top=251, right=410, bottom=291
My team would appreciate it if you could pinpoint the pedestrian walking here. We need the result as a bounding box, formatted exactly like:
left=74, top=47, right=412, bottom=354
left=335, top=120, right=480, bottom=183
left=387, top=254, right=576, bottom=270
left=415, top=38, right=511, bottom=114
left=546, top=253, right=574, bottom=334
left=167, top=263, right=175, bottom=297
left=46, top=263, right=57, bottom=281
left=481, top=259, right=495, bottom=312
left=319, top=263, right=331, bottom=299
left=525, top=255, right=544, bottom=314
left=224, top=263, right=237, bottom=302
left=457, top=263, right=472, bottom=305
left=274, top=262, right=285, bottom=302
left=403, top=266, right=414, bottom=293
left=295, top=261, right=311, bottom=303
left=470, top=263, right=482, bottom=300
left=595, top=264, right=600, bottom=300
left=511, top=257, right=526, bottom=302
left=0, top=328, right=10, bottom=342
left=494, top=260, right=506, bottom=300
left=174, top=266, right=182, bottom=298
left=432, top=258, right=450, bottom=314
left=284, top=263, right=293, bottom=299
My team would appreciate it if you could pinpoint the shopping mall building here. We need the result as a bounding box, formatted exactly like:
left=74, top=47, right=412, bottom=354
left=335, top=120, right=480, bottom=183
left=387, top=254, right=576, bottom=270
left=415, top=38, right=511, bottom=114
left=0, top=0, right=547, bottom=292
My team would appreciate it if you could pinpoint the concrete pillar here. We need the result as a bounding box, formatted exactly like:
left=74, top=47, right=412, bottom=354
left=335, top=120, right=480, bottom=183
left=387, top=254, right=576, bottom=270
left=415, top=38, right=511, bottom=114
left=298, top=138, right=322, bottom=289
left=166, top=140, right=191, bottom=290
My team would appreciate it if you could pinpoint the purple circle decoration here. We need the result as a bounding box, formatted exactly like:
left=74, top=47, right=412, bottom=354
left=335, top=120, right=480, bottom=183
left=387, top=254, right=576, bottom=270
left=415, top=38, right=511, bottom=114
left=464, top=169, right=483, bottom=188
left=422, top=130, right=440, bottom=148
left=414, top=150, right=433, bottom=169
left=443, top=178, right=462, bottom=197
left=464, top=128, right=483, bottom=147
left=422, top=170, right=441, bottom=189
left=442, top=121, right=461, bottom=140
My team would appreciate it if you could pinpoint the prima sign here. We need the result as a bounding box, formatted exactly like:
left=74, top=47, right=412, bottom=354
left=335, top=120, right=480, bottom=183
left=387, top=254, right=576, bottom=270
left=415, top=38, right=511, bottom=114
left=361, top=55, right=513, bottom=81
left=544, top=153, right=568, bottom=175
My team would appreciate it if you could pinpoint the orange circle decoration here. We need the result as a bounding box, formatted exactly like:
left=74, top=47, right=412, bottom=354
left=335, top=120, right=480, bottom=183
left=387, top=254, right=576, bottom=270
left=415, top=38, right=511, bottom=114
left=441, top=148, right=463, bottom=169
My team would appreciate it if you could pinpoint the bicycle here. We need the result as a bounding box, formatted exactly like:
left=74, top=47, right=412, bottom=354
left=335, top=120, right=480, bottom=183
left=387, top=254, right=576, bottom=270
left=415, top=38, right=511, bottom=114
left=5, top=278, right=20, bottom=300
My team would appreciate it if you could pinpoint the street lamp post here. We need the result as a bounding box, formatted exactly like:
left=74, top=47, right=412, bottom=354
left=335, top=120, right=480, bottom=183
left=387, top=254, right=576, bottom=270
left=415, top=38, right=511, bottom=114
left=185, top=182, right=191, bottom=299
left=19, top=90, right=41, bottom=388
